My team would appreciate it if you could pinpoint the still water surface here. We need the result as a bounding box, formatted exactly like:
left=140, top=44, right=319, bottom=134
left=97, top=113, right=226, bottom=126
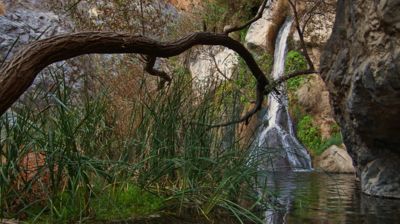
left=263, top=172, right=400, bottom=224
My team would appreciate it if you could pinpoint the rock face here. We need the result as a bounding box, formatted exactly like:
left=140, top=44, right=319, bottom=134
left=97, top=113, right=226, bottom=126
left=189, top=47, right=238, bottom=90
left=321, top=0, right=400, bottom=198
left=315, top=145, right=355, bottom=173
left=245, top=0, right=289, bottom=53
left=168, top=0, right=200, bottom=11
left=0, top=4, right=66, bottom=61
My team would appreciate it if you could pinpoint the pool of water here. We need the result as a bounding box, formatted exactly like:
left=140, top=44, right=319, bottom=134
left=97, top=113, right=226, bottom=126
left=262, top=172, right=400, bottom=224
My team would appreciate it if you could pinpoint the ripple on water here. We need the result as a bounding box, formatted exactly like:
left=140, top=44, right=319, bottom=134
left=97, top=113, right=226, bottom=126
left=261, top=172, right=400, bottom=224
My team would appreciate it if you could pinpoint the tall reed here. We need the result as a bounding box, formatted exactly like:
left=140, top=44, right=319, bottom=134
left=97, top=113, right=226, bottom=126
left=0, top=64, right=267, bottom=223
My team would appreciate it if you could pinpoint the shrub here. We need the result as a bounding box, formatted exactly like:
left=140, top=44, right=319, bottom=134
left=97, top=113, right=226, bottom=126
left=297, top=115, right=322, bottom=155
left=297, top=115, right=343, bottom=156
left=285, top=51, right=308, bottom=91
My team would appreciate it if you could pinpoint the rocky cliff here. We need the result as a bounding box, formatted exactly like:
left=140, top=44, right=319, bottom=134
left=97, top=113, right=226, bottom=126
left=321, top=0, right=400, bottom=198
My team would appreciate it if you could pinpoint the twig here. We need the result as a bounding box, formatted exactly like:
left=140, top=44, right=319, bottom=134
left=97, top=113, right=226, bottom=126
left=223, top=0, right=269, bottom=35
left=288, top=0, right=315, bottom=70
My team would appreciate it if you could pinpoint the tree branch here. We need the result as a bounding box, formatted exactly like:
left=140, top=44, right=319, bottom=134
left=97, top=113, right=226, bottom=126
left=0, top=31, right=268, bottom=117
left=269, top=69, right=317, bottom=89
left=223, top=0, right=269, bottom=35
left=144, top=56, right=172, bottom=89
left=288, top=0, right=315, bottom=70
left=208, top=69, right=317, bottom=128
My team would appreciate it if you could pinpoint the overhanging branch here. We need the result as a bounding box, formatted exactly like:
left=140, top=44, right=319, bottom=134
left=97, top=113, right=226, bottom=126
left=0, top=32, right=268, bottom=117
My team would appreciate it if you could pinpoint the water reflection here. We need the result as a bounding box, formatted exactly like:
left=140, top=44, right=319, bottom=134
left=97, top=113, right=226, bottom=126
left=261, top=172, right=400, bottom=224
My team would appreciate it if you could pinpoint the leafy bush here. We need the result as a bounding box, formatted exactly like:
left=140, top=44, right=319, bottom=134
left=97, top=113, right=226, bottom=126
left=297, top=115, right=343, bottom=156
left=297, top=115, right=322, bottom=155
left=285, top=51, right=308, bottom=91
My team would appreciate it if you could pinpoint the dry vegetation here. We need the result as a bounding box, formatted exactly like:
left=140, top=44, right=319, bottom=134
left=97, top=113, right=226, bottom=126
left=0, top=1, right=6, bottom=15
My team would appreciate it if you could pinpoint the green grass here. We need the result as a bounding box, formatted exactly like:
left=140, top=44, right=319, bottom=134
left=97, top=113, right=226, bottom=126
left=92, top=184, right=164, bottom=220
left=285, top=50, right=308, bottom=91
left=0, top=65, right=267, bottom=223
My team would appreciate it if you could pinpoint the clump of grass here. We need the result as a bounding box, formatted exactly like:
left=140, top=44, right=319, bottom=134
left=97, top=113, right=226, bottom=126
left=92, top=183, right=164, bottom=221
left=0, top=63, right=268, bottom=223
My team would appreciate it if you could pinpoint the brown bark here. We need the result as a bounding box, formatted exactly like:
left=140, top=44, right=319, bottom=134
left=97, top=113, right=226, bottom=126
left=288, top=0, right=315, bottom=70
left=223, top=0, right=269, bottom=34
left=0, top=31, right=268, bottom=117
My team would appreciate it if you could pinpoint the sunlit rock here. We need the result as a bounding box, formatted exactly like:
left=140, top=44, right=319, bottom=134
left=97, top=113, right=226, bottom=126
left=315, top=145, right=355, bottom=173
left=245, top=0, right=288, bottom=53
left=189, top=46, right=238, bottom=90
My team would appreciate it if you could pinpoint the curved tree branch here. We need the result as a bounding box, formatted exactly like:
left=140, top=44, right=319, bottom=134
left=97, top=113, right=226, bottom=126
left=0, top=31, right=268, bottom=117
left=144, top=56, right=172, bottom=89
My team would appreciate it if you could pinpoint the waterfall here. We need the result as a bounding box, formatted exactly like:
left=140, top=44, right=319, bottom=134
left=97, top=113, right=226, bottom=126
left=252, top=18, right=312, bottom=171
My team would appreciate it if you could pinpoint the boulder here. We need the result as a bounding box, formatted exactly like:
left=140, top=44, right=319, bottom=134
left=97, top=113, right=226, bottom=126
left=315, top=145, right=355, bottom=173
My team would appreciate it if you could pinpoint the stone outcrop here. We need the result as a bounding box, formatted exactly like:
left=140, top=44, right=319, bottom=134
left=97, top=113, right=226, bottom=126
left=245, top=0, right=289, bottom=53
left=189, top=47, right=238, bottom=90
left=0, top=2, right=66, bottom=61
left=291, top=0, right=339, bottom=141
left=315, top=145, right=355, bottom=173
left=321, top=0, right=400, bottom=198
left=168, top=0, right=200, bottom=11
left=295, top=75, right=337, bottom=139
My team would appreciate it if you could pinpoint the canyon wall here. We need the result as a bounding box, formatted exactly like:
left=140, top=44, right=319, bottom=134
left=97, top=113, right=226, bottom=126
left=321, top=0, right=400, bottom=198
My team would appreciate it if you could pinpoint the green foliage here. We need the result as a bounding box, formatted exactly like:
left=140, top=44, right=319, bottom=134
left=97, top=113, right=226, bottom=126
left=297, top=115, right=322, bottom=155
left=287, top=76, right=306, bottom=92
left=0, top=65, right=266, bottom=223
left=222, top=53, right=272, bottom=106
left=92, top=184, right=164, bottom=220
left=297, top=116, right=343, bottom=156
left=203, top=1, right=228, bottom=31
left=285, top=50, right=308, bottom=74
left=317, top=132, right=343, bottom=155
left=285, top=51, right=308, bottom=91
left=202, top=0, right=261, bottom=33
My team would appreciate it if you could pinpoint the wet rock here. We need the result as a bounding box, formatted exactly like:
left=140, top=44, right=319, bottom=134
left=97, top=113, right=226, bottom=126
left=315, top=145, right=355, bottom=173
left=321, top=0, right=400, bottom=198
left=362, top=155, right=400, bottom=198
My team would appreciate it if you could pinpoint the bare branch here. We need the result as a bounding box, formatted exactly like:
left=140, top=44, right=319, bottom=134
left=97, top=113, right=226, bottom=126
left=209, top=51, right=233, bottom=82
left=270, top=69, right=317, bottom=88
left=288, top=0, right=315, bottom=70
left=208, top=82, right=265, bottom=128
left=208, top=69, right=318, bottom=128
left=0, top=31, right=268, bottom=116
left=144, top=56, right=172, bottom=89
left=223, top=0, right=269, bottom=35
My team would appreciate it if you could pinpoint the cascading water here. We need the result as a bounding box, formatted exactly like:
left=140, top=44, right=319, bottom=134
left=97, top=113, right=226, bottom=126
left=252, top=18, right=312, bottom=171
